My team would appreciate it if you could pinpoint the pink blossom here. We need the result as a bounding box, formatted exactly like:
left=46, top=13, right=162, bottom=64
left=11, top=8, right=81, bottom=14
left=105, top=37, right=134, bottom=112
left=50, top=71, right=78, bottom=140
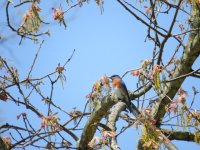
left=32, top=5, right=41, bottom=12
left=41, top=117, right=47, bottom=128
left=170, top=102, right=178, bottom=113
left=144, top=6, right=151, bottom=15
left=52, top=8, right=64, bottom=20
left=152, top=65, right=163, bottom=74
left=2, top=137, right=11, bottom=148
left=175, top=95, right=186, bottom=103
left=100, top=75, right=109, bottom=85
left=0, top=92, right=8, bottom=101
left=175, top=89, right=187, bottom=103
left=131, top=69, right=143, bottom=76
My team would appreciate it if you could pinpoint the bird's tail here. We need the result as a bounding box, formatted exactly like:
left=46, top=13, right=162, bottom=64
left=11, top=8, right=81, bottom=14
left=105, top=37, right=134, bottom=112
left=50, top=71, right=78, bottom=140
left=127, top=102, right=140, bottom=117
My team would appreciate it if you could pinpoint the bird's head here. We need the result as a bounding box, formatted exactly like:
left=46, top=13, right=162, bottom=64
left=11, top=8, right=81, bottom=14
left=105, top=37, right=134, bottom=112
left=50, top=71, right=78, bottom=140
left=109, top=75, right=121, bottom=81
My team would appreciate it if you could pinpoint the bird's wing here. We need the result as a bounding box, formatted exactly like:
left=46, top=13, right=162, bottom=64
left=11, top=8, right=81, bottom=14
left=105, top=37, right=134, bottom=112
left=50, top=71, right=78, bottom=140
left=121, top=80, right=130, bottom=100
left=121, top=79, right=140, bottom=117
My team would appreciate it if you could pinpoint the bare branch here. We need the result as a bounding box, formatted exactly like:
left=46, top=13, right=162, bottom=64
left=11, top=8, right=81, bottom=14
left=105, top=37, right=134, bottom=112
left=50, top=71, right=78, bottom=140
left=157, top=0, right=183, bottom=65
left=162, top=129, right=200, bottom=142
left=117, top=0, right=166, bottom=37
left=77, top=96, right=114, bottom=149
left=152, top=5, right=200, bottom=125
left=107, top=102, right=126, bottom=150
left=165, top=68, right=200, bottom=83
left=28, top=40, right=44, bottom=78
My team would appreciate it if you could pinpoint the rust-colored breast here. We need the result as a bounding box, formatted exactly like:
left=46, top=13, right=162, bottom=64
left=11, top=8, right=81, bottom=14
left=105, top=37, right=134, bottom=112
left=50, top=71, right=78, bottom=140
left=112, top=78, right=123, bottom=88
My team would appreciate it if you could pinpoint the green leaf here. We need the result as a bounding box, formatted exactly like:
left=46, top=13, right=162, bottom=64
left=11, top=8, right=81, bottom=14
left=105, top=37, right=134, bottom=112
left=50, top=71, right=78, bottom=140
left=154, top=72, right=160, bottom=91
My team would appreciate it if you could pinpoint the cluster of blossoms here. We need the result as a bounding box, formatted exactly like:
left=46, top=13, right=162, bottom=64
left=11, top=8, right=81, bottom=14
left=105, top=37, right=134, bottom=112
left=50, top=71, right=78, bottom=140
left=20, top=4, right=41, bottom=33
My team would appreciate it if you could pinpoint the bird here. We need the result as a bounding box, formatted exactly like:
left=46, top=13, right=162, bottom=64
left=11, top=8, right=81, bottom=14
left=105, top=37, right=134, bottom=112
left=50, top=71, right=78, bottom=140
left=109, top=75, right=139, bottom=117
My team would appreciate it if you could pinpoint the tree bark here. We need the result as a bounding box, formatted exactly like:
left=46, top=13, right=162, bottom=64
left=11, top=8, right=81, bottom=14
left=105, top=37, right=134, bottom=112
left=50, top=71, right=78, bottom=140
left=152, top=3, right=200, bottom=126
left=77, top=96, right=115, bottom=150
left=162, top=129, right=200, bottom=142
left=137, top=2, right=200, bottom=150
left=107, top=102, right=126, bottom=150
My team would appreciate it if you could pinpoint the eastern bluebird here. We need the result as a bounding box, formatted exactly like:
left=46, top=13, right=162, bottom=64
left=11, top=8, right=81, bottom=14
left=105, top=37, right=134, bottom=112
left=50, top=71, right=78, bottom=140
left=109, top=75, right=139, bottom=117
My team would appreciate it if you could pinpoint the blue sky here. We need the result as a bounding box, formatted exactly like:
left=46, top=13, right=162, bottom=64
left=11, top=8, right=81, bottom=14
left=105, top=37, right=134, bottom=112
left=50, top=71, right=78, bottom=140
left=0, top=0, right=200, bottom=149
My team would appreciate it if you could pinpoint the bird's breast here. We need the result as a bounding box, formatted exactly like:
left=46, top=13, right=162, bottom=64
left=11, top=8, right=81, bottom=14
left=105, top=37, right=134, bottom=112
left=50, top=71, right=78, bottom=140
left=112, top=87, right=124, bottom=99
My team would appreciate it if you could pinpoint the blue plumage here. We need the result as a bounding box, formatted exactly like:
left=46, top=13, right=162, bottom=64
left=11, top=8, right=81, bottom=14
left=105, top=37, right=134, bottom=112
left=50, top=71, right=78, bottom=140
left=109, top=75, right=139, bottom=117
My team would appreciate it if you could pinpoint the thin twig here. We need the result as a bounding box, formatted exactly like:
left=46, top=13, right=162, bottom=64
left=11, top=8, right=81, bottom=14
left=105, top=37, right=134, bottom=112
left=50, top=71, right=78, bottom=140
left=28, top=40, right=44, bottom=78
left=63, top=49, right=76, bottom=67
left=165, top=68, right=200, bottom=83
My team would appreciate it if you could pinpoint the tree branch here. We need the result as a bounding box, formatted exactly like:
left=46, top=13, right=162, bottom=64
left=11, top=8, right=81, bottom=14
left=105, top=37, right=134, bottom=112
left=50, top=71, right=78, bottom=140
left=157, top=0, right=182, bottom=65
left=162, top=129, right=200, bottom=142
left=152, top=5, right=200, bottom=126
left=116, top=0, right=166, bottom=37
left=77, top=96, right=115, bottom=150
left=165, top=68, right=200, bottom=83
left=130, top=84, right=152, bottom=100
left=107, top=102, right=126, bottom=150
